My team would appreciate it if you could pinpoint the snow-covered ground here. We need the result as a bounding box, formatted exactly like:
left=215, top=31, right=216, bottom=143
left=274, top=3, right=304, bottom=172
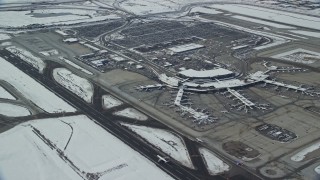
left=232, top=15, right=295, bottom=29
left=0, top=86, right=16, bottom=100
left=211, top=4, right=320, bottom=30
left=315, top=165, right=320, bottom=174
left=0, top=103, right=30, bottom=117
left=0, top=33, right=10, bottom=40
left=102, top=95, right=123, bottom=109
left=59, top=57, right=93, bottom=75
left=121, top=123, right=195, bottom=169
left=205, top=18, right=294, bottom=51
left=0, top=115, right=173, bottom=180
left=53, top=68, right=93, bottom=103
left=0, top=57, right=76, bottom=113
left=114, top=108, right=148, bottom=121
left=271, top=48, right=320, bottom=64
left=199, top=148, right=230, bottom=175
left=6, top=46, right=46, bottom=73
left=0, top=8, right=120, bottom=28
left=190, top=6, right=222, bottom=15
left=290, top=30, right=320, bottom=38
left=291, top=141, right=320, bottom=162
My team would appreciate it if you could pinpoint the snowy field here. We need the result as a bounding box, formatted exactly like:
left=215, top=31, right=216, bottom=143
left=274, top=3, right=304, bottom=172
left=102, top=95, right=123, bottom=109
left=0, top=8, right=120, bottom=28
left=0, top=115, right=173, bottom=180
left=6, top=46, right=46, bottom=73
left=114, top=108, right=148, bottom=121
left=211, top=4, right=320, bottom=30
left=271, top=49, right=320, bottom=64
left=0, top=57, right=76, bottom=113
left=290, top=30, right=320, bottom=38
left=232, top=15, right=295, bottom=29
left=0, top=33, right=10, bottom=40
left=199, top=148, right=230, bottom=175
left=53, top=68, right=93, bottom=103
left=59, top=57, right=93, bottom=75
left=0, top=103, right=30, bottom=117
left=121, top=124, right=194, bottom=169
left=0, top=86, right=16, bottom=100
left=291, top=141, right=320, bottom=162
left=190, top=6, right=222, bottom=15
left=212, top=20, right=292, bottom=50
left=119, top=0, right=213, bottom=15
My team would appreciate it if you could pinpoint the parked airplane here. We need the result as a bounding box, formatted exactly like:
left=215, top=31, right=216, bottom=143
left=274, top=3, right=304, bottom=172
left=157, top=155, right=169, bottom=163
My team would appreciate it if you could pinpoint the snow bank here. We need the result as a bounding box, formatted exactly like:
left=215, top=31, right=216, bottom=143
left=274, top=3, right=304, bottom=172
left=0, top=86, right=16, bottom=100
left=0, top=33, right=10, bottom=40
left=121, top=123, right=195, bottom=169
left=291, top=141, right=320, bottom=162
left=0, top=115, right=173, bottom=180
left=0, top=103, right=30, bottom=117
left=6, top=46, right=46, bottom=73
left=53, top=68, right=93, bottom=103
left=0, top=9, right=120, bottom=28
left=114, top=108, right=148, bottom=121
left=59, top=57, right=93, bottom=75
left=290, top=30, right=320, bottom=38
left=199, top=148, right=230, bottom=175
left=102, top=95, right=123, bottom=109
left=0, top=57, right=76, bottom=113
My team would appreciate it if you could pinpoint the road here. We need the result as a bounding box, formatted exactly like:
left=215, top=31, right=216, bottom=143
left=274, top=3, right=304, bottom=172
left=0, top=49, right=213, bottom=180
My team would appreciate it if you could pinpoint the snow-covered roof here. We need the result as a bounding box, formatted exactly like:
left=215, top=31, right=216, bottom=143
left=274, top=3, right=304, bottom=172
left=178, top=68, right=234, bottom=78
left=183, top=79, right=246, bottom=89
left=168, top=43, right=204, bottom=53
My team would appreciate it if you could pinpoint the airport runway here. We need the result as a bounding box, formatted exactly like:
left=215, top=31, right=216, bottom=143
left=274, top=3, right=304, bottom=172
left=0, top=49, right=224, bottom=180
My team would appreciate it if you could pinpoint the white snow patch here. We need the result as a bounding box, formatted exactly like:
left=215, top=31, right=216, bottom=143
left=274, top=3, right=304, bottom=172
left=0, top=57, right=76, bottom=113
left=199, top=148, right=230, bottom=175
left=102, top=95, right=123, bottom=109
left=59, top=57, right=93, bottom=75
left=0, top=42, right=12, bottom=46
left=232, top=15, right=295, bottom=29
left=0, top=115, right=173, bottom=180
left=291, top=141, right=320, bottom=162
left=0, top=33, right=10, bottom=40
left=0, top=103, right=30, bottom=117
left=53, top=68, right=93, bottom=103
left=0, top=9, right=120, bottom=28
left=114, top=108, right=148, bottom=121
left=0, top=86, right=16, bottom=100
left=121, top=123, right=195, bottom=169
left=39, top=49, right=59, bottom=56
left=6, top=46, right=46, bottom=73
left=315, top=165, right=320, bottom=174
left=289, top=30, right=320, bottom=38
left=271, top=48, right=320, bottom=64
